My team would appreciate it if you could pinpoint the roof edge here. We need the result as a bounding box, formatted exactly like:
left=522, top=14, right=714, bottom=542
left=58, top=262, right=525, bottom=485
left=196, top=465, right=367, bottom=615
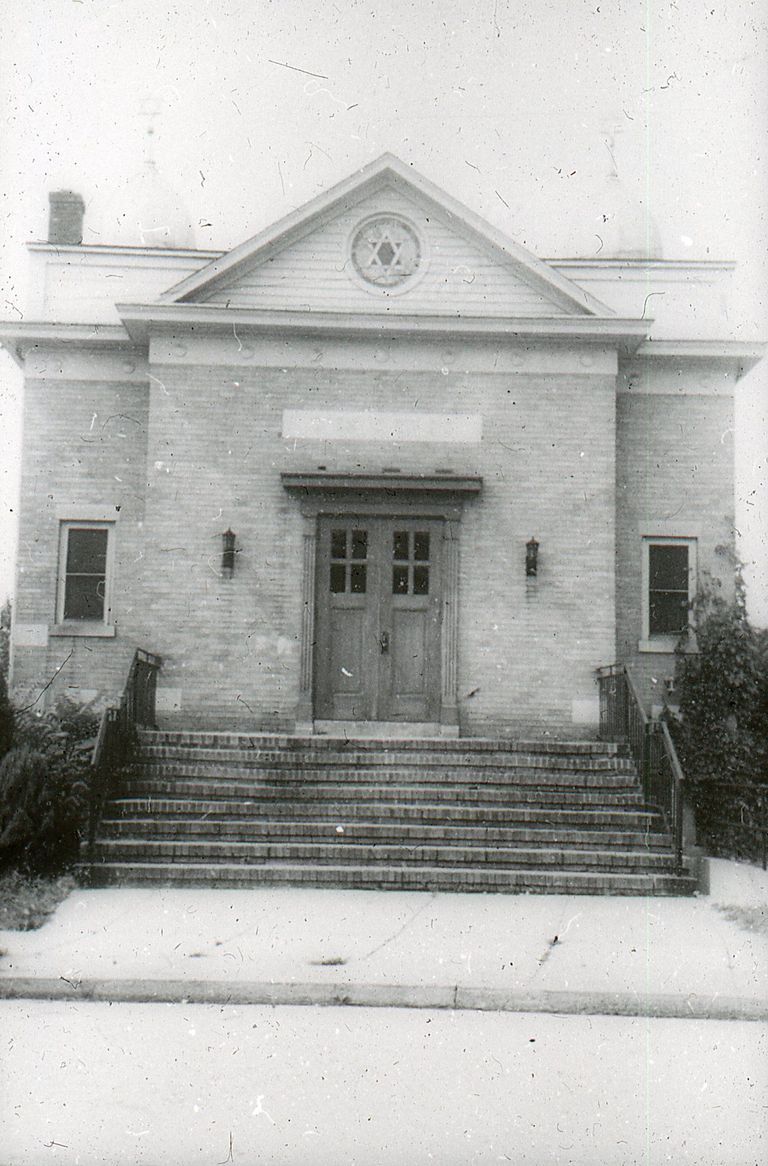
left=158, top=154, right=615, bottom=318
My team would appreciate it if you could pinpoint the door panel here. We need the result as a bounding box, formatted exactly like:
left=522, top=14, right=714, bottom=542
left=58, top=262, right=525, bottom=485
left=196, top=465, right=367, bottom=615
left=316, top=520, right=378, bottom=720
left=315, top=516, right=443, bottom=722
left=391, top=609, right=427, bottom=695
left=380, top=522, right=441, bottom=720
left=329, top=608, right=365, bottom=693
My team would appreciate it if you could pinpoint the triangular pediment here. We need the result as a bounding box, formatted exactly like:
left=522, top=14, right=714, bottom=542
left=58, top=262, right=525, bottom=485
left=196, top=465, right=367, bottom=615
left=160, top=154, right=613, bottom=319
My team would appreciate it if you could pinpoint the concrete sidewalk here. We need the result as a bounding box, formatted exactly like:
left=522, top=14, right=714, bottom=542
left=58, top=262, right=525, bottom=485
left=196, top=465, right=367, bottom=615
left=1, top=859, right=766, bottom=1019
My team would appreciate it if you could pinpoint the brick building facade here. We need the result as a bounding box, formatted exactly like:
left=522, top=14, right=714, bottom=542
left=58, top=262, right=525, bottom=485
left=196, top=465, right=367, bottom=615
left=1, top=156, right=760, bottom=737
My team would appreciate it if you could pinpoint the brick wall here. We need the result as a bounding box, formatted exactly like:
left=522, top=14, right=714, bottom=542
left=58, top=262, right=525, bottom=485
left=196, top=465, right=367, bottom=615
left=616, top=385, right=735, bottom=711
left=137, top=341, right=616, bottom=735
left=16, top=341, right=738, bottom=736
left=11, top=372, right=149, bottom=709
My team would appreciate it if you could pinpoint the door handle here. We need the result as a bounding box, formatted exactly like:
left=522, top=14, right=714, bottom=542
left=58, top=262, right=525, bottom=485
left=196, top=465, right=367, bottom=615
left=379, top=630, right=390, bottom=654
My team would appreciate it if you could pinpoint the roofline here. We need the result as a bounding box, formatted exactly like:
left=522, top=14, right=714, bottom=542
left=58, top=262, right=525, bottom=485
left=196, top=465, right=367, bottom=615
left=24, top=241, right=738, bottom=273
left=551, top=258, right=737, bottom=271
left=27, top=241, right=222, bottom=260
left=158, top=153, right=615, bottom=318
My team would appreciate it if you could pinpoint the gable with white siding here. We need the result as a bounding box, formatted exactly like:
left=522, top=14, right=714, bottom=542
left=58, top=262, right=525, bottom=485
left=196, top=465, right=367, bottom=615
left=198, top=185, right=573, bottom=318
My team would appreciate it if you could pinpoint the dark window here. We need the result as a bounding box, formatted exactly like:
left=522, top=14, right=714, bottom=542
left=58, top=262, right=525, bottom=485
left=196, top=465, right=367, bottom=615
left=330, top=526, right=368, bottom=594
left=648, top=544, right=690, bottom=635
left=414, top=532, right=430, bottom=561
left=351, top=530, right=368, bottom=560
left=350, top=564, right=367, bottom=593
left=413, top=565, right=430, bottom=595
left=63, top=527, right=109, bottom=620
left=393, top=531, right=409, bottom=561
left=392, top=566, right=409, bottom=594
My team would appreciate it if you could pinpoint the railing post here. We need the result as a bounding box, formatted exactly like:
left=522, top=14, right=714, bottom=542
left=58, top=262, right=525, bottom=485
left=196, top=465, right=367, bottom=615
left=674, top=779, right=684, bottom=875
left=88, top=648, right=162, bottom=870
left=597, top=661, right=689, bottom=878
left=641, top=722, right=651, bottom=805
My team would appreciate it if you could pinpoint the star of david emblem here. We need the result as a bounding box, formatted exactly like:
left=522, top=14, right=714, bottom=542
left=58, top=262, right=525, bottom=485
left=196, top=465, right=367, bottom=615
left=351, top=217, right=421, bottom=288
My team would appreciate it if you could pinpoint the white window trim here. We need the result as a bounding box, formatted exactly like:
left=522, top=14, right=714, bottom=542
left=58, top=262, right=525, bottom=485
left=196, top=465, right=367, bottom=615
left=51, top=520, right=116, bottom=637
left=639, top=536, right=697, bottom=654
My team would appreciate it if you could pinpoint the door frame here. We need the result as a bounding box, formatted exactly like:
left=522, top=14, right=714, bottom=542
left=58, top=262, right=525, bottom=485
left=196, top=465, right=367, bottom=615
left=315, top=514, right=445, bottom=723
left=281, top=472, right=482, bottom=733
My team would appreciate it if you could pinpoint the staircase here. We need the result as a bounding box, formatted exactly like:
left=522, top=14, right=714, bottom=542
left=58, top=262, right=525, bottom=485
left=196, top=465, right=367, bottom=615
left=85, top=731, right=697, bottom=895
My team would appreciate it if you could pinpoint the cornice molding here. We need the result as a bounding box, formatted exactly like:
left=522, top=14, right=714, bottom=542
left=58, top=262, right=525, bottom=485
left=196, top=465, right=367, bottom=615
left=116, top=302, right=651, bottom=350
left=633, top=339, right=766, bottom=379
left=0, top=321, right=133, bottom=366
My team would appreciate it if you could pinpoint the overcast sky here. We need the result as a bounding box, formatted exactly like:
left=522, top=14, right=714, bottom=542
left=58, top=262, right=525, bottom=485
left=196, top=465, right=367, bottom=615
left=1, top=0, right=766, bottom=619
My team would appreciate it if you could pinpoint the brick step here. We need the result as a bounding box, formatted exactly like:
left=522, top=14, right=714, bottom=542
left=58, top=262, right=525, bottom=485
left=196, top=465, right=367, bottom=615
left=99, top=817, right=671, bottom=849
left=117, top=780, right=645, bottom=808
left=139, top=731, right=623, bottom=758
left=106, top=797, right=662, bottom=829
left=85, top=860, right=697, bottom=896
left=90, top=837, right=688, bottom=873
left=136, top=745, right=635, bottom=774
left=132, top=760, right=637, bottom=787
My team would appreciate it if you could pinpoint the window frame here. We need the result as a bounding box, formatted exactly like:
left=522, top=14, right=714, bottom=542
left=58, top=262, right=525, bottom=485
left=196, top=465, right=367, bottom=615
left=639, top=535, right=697, bottom=653
left=53, top=520, right=116, bottom=636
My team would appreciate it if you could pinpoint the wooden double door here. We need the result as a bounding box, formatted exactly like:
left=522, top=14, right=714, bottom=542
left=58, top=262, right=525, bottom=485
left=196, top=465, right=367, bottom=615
left=315, top=516, right=443, bottom=722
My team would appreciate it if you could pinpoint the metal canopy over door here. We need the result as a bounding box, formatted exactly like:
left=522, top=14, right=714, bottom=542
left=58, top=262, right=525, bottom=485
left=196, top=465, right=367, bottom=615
left=315, top=516, right=443, bottom=721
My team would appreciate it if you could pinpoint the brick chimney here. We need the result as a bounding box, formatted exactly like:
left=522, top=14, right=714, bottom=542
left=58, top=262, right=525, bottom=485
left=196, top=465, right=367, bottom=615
left=48, top=191, right=85, bottom=245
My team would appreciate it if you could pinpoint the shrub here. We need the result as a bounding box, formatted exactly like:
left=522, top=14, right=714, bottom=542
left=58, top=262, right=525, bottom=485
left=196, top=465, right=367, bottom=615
left=0, top=599, right=10, bottom=687
left=0, top=700, right=99, bottom=874
left=0, top=870, right=76, bottom=931
left=0, top=671, right=13, bottom=759
left=670, top=563, right=768, bottom=862
left=0, top=600, right=12, bottom=758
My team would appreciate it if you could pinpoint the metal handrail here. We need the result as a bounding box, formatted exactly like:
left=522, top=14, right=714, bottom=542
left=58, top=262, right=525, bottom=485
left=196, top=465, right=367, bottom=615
left=596, top=663, right=686, bottom=873
left=88, top=649, right=162, bottom=855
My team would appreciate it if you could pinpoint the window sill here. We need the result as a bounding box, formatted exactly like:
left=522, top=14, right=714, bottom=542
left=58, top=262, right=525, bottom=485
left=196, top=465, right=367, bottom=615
left=638, top=637, right=676, bottom=654
left=638, top=636, right=696, bottom=655
left=50, top=623, right=116, bottom=639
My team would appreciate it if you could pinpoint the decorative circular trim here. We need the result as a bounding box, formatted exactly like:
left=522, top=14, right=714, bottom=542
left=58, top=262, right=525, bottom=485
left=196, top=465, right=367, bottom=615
left=347, top=214, right=426, bottom=296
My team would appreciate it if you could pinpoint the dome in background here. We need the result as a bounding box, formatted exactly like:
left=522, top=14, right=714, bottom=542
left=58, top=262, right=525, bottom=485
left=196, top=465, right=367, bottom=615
left=595, top=170, right=664, bottom=260
left=526, top=128, right=665, bottom=260
left=592, top=130, right=663, bottom=260
left=104, top=157, right=197, bottom=248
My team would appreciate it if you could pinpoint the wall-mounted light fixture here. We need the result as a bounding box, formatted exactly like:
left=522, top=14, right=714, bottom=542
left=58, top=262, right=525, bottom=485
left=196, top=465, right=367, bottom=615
left=525, top=536, right=539, bottom=578
left=222, top=529, right=237, bottom=578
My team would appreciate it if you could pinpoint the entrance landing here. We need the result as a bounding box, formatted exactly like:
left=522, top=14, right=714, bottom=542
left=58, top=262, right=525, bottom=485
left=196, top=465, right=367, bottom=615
left=313, top=720, right=458, bottom=739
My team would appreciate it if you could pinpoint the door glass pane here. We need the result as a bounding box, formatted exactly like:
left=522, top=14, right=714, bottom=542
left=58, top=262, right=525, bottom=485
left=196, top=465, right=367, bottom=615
left=350, top=564, right=367, bottom=593
left=351, top=530, right=368, bottom=560
left=392, top=565, right=409, bottom=594
left=393, top=531, right=409, bottom=561
left=413, top=566, right=429, bottom=595
left=413, top=532, right=430, bottom=561
left=331, top=529, right=347, bottom=559
left=330, top=563, right=346, bottom=593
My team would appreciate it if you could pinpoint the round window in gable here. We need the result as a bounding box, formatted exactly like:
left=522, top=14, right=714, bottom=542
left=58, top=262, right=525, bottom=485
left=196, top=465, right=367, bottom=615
left=350, top=216, right=421, bottom=289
